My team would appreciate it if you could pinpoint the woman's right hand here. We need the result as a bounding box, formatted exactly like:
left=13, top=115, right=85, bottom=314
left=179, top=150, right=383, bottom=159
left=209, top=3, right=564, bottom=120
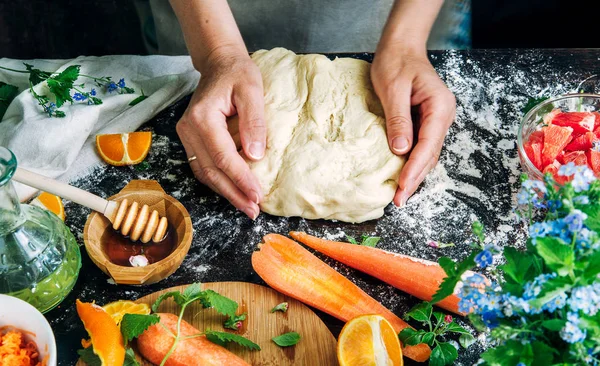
left=176, top=48, right=266, bottom=219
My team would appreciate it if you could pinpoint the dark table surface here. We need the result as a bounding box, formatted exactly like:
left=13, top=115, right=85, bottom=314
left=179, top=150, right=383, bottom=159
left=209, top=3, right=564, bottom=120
left=46, top=49, right=600, bottom=365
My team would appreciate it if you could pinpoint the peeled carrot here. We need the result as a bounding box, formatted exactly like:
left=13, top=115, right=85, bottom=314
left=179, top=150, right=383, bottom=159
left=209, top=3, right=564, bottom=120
left=251, top=234, right=431, bottom=363
left=289, top=231, right=464, bottom=315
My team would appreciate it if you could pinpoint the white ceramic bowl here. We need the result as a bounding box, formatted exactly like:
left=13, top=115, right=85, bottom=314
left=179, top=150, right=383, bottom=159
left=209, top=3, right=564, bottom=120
left=0, top=294, right=57, bottom=366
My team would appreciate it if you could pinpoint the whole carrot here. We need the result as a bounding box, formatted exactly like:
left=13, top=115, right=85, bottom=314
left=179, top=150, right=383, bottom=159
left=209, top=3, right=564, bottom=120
left=289, top=231, right=464, bottom=315
left=252, top=234, right=431, bottom=363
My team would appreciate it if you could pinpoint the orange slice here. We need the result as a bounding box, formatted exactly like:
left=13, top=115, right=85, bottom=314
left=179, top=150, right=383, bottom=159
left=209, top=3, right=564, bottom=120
left=96, top=131, right=152, bottom=166
left=338, top=314, right=403, bottom=366
left=31, top=192, right=65, bottom=221
left=102, top=300, right=150, bottom=326
left=76, top=299, right=126, bottom=366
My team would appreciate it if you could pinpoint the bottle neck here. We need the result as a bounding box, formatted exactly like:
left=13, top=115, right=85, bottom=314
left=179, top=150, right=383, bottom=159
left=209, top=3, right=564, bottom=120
left=0, top=147, right=24, bottom=235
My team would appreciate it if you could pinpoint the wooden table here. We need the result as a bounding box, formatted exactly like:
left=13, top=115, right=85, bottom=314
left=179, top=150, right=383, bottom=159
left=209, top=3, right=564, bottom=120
left=46, top=49, right=600, bottom=365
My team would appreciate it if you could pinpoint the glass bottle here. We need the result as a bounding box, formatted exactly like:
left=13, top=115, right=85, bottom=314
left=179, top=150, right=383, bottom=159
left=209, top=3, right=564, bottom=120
left=0, top=147, right=81, bottom=313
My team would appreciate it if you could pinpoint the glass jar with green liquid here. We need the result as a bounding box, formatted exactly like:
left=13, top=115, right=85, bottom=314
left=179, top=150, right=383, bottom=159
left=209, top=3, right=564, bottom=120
left=0, top=147, right=81, bottom=313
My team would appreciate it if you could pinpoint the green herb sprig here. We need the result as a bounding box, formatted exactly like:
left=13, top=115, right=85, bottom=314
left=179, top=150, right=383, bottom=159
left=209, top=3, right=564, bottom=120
left=346, top=234, right=381, bottom=247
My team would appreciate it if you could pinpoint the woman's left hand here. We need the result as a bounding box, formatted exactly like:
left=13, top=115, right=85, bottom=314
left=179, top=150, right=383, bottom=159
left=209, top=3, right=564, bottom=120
left=371, top=45, right=456, bottom=207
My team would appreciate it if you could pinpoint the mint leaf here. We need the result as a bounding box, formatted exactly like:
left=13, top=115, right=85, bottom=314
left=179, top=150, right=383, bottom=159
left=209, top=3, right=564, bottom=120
left=205, top=330, right=261, bottom=350
left=399, top=328, right=426, bottom=346
left=459, top=333, right=476, bottom=349
left=152, top=291, right=185, bottom=312
left=272, top=331, right=301, bottom=347
left=360, top=236, right=380, bottom=247
left=202, top=289, right=238, bottom=318
left=541, top=318, right=566, bottom=331
left=270, top=302, right=289, bottom=313
left=223, top=313, right=246, bottom=330
left=46, top=65, right=80, bottom=107
left=123, top=348, right=140, bottom=366
left=444, top=322, right=471, bottom=335
left=206, top=333, right=227, bottom=347
left=0, top=82, right=18, bottom=121
left=404, top=302, right=432, bottom=323
left=182, top=283, right=203, bottom=301
left=430, top=342, right=458, bottom=366
left=120, top=313, right=160, bottom=342
left=24, top=63, right=51, bottom=85
left=431, top=252, right=477, bottom=304
left=77, top=347, right=102, bottom=366
left=129, top=95, right=148, bottom=106
left=535, top=237, right=574, bottom=276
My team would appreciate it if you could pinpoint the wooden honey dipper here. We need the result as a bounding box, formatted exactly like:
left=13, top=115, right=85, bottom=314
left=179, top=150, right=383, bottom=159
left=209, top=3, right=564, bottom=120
left=13, top=168, right=168, bottom=243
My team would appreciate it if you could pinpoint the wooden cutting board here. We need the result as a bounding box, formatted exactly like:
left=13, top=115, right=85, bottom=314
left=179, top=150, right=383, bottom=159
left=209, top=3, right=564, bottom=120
left=131, top=282, right=337, bottom=365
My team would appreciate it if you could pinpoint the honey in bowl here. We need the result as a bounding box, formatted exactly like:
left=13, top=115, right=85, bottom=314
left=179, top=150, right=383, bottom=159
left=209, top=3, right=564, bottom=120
left=102, top=225, right=177, bottom=267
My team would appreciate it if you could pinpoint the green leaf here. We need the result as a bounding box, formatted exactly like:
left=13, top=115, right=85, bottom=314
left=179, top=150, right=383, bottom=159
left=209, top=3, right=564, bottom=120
left=500, top=247, right=538, bottom=288
left=431, top=252, right=477, bottom=304
left=360, top=236, right=380, bottom=247
left=123, top=348, right=140, bottom=366
left=129, top=95, right=148, bottom=106
left=459, top=333, right=476, bottom=349
left=53, top=110, right=66, bottom=118
left=399, top=328, right=426, bottom=346
left=472, top=221, right=485, bottom=243
left=202, top=289, right=239, bottom=318
left=120, top=313, right=160, bottom=342
left=535, top=237, right=574, bottom=276
left=152, top=291, right=185, bottom=312
left=346, top=235, right=358, bottom=244
left=77, top=347, right=102, bottom=366
left=582, top=204, right=600, bottom=233
left=529, top=276, right=572, bottom=309
left=583, top=250, right=600, bottom=282
left=467, top=312, right=487, bottom=332
left=430, top=342, right=458, bottom=366
left=541, top=318, right=567, bottom=331
left=134, top=161, right=151, bottom=172
left=205, top=330, right=261, bottom=350
left=421, top=332, right=436, bottom=346
left=24, top=63, right=51, bottom=85
left=272, top=331, right=301, bottom=347
left=444, top=322, right=471, bottom=335
left=404, top=302, right=432, bottom=323
left=182, top=283, right=203, bottom=301
left=270, top=302, right=289, bottom=313
left=481, top=340, right=527, bottom=366
left=206, top=333, right=227, bottom=347
left=0, top=82, right=19, bottom=121
left=522, top=96, right=550, bottom=114
left=223, top=313, right=246, bottom=330
left=531, top=341, right=556, bottom=366
left=433, top=312, right=444, bottom=326
left=46, top=65, right=80, bottom=107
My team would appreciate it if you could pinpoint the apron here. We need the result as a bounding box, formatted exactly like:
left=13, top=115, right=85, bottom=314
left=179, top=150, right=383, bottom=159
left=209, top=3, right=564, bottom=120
left=134, top=0, right=471, bottom=55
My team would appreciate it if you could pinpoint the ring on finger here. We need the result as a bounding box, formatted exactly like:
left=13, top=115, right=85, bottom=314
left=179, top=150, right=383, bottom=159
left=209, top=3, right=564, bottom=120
left=187, top=155, right=198, bottom=163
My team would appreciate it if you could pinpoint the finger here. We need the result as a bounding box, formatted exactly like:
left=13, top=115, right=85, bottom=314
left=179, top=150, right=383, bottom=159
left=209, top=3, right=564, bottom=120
left=378, top=79, right=414, bottom=155
left=227, top=117, right=242, bottom=150
left=235, top=84, right=267, bottom=161
left=394, top=153, right=438, bottom=206
left=197, top=110, right=263, bottom=204
left=177, top=120, right=260, bottom=219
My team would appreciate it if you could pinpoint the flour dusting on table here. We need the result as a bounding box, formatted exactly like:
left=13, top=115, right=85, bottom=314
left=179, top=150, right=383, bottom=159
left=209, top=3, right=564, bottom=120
left=50, top=50, right=596, bottom=366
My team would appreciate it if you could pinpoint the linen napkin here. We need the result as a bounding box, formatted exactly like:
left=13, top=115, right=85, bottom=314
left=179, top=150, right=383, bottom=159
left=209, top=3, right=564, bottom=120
left=0, top=55, right=199, bottom=201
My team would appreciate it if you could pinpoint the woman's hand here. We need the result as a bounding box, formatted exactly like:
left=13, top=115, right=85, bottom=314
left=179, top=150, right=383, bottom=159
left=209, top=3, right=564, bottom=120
left=371, top=45, right=456, bottom=207
left=176, top=49, right=266, bottom=219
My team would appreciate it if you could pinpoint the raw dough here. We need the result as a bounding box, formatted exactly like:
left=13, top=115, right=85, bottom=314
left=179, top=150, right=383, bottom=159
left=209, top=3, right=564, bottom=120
left=248, top=48, right=405, bottom=223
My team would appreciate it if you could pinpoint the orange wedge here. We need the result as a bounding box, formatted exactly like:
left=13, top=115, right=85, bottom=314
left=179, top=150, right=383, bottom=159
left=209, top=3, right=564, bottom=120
left=102, top=300, right=150, bottom=326
left=338, top=314, right=403, bottom=366
left=76, top=299, right=126, bottom=366
left=31, top=192, right=65, bottom=221
left=96, top=131, right=152, bottom=166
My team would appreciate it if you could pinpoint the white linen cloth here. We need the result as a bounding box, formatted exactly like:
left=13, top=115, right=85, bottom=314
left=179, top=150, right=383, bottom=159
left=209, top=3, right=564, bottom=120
left=0, top=55, right=199, bottom=201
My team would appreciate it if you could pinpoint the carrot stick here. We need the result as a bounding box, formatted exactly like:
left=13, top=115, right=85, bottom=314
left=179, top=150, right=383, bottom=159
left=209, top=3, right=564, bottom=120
left=251, top=234, right=431, bottom=363
left=289, top=231, right=464, bottom=315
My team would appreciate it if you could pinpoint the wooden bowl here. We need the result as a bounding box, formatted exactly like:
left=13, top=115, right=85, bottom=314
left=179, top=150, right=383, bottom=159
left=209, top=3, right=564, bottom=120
left=83, top=180, right=192, bottom=285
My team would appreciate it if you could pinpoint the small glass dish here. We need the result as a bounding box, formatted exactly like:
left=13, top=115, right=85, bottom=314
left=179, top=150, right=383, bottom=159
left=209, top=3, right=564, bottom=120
left=517, top=93, right=600, bottom=180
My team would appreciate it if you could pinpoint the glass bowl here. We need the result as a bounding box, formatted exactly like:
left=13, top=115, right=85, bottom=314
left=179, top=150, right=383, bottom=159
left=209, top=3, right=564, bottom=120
left=517, top=93, right=600, bottom=180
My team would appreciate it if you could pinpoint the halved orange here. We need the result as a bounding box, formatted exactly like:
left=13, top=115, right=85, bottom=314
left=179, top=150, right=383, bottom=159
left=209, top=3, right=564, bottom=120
left=76, top=299, right=126, bottom=366
left=102, top=300, right=150, bottom=326
left=338, top=314, right=403, bottom=366
left=31, top=192, right=65, bottom=221
left=96, top=131, right=152, bottom=166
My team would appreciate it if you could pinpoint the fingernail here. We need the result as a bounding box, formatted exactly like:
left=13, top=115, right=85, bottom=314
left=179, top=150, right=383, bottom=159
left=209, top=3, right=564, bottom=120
left=244, top=206, right=259, bottom=220
left=392, top=137, right=409, bottom=153
left=250, top=190, right=260, bottom=204
left=248, top=142, right=265, bottom=160
left=397, top=189, right=409, bottom=207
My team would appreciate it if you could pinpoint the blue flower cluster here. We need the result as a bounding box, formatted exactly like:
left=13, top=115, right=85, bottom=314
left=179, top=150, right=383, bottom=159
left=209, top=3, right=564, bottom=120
left=517, top=179, right=546, bottom=208
left=560, top=312, right=587, bottom=344
left=528, top=209, right=594, bottom=251
left=558, top=162, right=596, bottom=192
left=107, top=78, right=127, bottom=93
left=72, top=88, right=97, bottom=104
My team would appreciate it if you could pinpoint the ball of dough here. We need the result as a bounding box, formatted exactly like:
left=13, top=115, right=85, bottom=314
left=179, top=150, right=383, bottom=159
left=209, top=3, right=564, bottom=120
left=247, top=48, right=405, bottom=223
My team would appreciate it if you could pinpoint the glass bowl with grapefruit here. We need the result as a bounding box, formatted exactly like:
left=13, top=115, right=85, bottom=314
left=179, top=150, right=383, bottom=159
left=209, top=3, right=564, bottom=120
left=518, top=93, right=600, bottom=183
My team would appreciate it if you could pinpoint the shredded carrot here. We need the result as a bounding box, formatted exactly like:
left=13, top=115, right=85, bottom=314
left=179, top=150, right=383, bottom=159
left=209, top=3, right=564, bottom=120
left=0, top=329, right=44, bottom=366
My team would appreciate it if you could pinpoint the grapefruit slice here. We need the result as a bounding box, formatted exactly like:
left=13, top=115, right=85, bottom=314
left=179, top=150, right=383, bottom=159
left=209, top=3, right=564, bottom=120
left=563, top=151, right=588, bottom=166
left=524, top=141, right=543, bottom=170
left=587, top=150, right=600, bottom=177
left=542, top=125, right=573, bottom=167
left=551, top=112, right=595, bottom=134
left=565, top=131, right=597, bottom=151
